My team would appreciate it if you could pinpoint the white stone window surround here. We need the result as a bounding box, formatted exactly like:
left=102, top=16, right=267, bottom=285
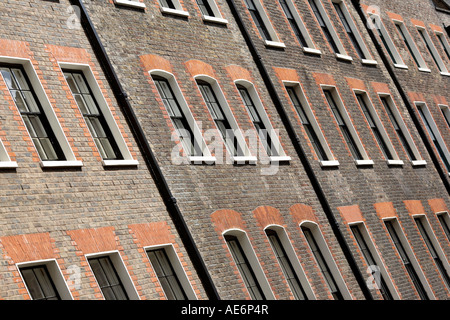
left=353, top=89, right=402, bottom=165
left=198, top=0, right=229, bottom=25
left=436, top=211, right=450, bottom=236
left=263, top=224, right=317, bottom=299
left=0, top=138, right=17, bottom=168
left=236, top=79, right=290, bottom=163
left=309, top=0, right=352, bottom=61
left=348, top=221, right=401, bottom=300
left=144, top=243, right=198, bottom=300
left=158, top=0, right=190, bottom=17
left=114, top=0, right=146, bottom=9
left=16, top=258, right=74, bottom=300
left=0, top=56, right=82, bottom=168
left=331, top=0, right=377, bottom=65
left=60, top=62, right=139, bottom=167
left=223, top=228, right=276, bottom=300
left=439, top=104, right=450, bottom=128
left=194, top=75, right=256, bottom=164
left=377, top=93, right=425, bottom=166
left=434, top=31, right=450, bottom=61
left=392, top=19, right=430, bottom=72
left=150, top=70, right=216, bottom=164
left=382, top=217, right=436, bottom=300
left=414, top=25, right=450, bottom=76
left=283, top=81, right=337, bottom=167
left=85, top=250, right=141, bottom=300
left=321, top=84, right=373, bottom=166
left=299, top=220, right=353, bottom=300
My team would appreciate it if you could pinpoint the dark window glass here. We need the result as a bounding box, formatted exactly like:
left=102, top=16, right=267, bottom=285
left=437, top=34, right=450, bottom=61
left=384, top=220, right=429, bottom=300
left=302, top=226, right=343, bottom=300
left=147, top=248, right=187, bottom=300
left=396, top=24, right=420, bottom=67
left=266, top=229, right=308, bottom=300
left=438, top=214, right=450, bottom=242
left=324, top=90, right=363, bottom=160
left=333, top=2, right=365, bottom=59
left=441, top=108, right=450, bottom=128
left=160, top=0, right=176, bottom=9
left=417, top=106, right=450, bottom=171
left=64, top=70, right=123, bottom=160
left=0, top=65, right=65, bottom=161
left=351, top=225, right=393, bottom=300
left=225, top=235, right=266, bottom=300
left=309, top=0, right=339, bottom=53
left=89, top=256, right=129, bottom=300
left=418, top=29, right=442, bottom=71
left=380, top=97, right=416, bottom=161
left=198, top=80, right=243, bottom=157
left=238, top=85, right=278, bottom=156
left=154, top=76, right=202, bottom=157
left=376, top=25, right=398, bottom=64
left=415, top=218, right=450, bottom=289
left=21, top=265, right=61, bottom=300
left=356, top=94, right=393, bottom=160
left=279, top=0, right=308, bottom=47
left=196, top=0, right=214, bottom=16
left=244, top=0, right=272, bottom=41
left=286, top=87, right=328, bottom=161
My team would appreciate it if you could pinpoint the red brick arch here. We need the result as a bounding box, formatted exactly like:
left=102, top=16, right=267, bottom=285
left=289, top=203, right=319, bottom=225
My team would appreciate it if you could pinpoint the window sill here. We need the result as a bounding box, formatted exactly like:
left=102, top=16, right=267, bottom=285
left=387, top=159, right=404, bottom=166
left=232, top=156, right=257, bottom=164
left=355, top=159, right=374, bottom=166
left=418, top=67, right=431, bottom=73
left=302, top=47, right=322, bottom=55
left=202, top=15, right=228, bottom=25
left=320, top=160, right=340, bottom=167
left=40, top=160, right=83, bottom=168
left=335, top=53, right=353, bottom=61
left=160, top=7, right=190, bottom=17
left=0, top=161, right=18, bottom=168
left=114, top=0, right=146, bottom=9
left=189, top=156, right=216, bottom=164
left=361, top=59, right=378, bottom=66
left=394, top=63, right=408, bottom=69
left=102, top=159, right=139, bottom=167
left=411, top=160, right=427, bottom=166
left=264, top=40, right=286, bottom=49
left=269, top=156, right=291, bottom=163
left=440, top=71, right=450, bottom=77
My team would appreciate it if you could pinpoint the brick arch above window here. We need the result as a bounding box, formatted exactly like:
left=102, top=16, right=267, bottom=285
left=253, top=205, right=285, bottom=229
left=184, top=59, right=217, bottom=79
left=140, top=54, right=174, bottom=74
left=225, top=64, right=254, bottom=83
left=289, top=203, right=319, bottom=225
left=211, top=209, right=247, bottom=234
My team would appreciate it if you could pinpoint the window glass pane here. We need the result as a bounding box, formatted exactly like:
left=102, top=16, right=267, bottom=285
left=74, top=94, right=89, bottom=115
left=22, top=269, right=45, bottom=300
left=21, top=91, right=40, bottom=113
left=12, top=69, right=30, bottom=90
left=11, top=90, right=28, bottom=113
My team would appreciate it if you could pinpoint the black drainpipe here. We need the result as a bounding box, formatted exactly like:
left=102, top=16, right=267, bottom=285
left=225, top=0, right=374, bottom=300
left=69, top=0, right=220, bottom=300
left=351, top=0, right=450, bottom=195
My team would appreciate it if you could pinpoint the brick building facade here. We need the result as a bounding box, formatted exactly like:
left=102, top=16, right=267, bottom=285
left=0, top=0, right=448, bottom=301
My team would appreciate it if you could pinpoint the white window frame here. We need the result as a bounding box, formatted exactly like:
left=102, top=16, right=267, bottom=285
left=60, top=62, right=139, bottom=167
left=392, top=20, right=430, bottom=72
left=223, top=228, right=276, bottom=300
left=415, top=26, right=450, bottom=76
left=354, top=90, right=402, bottom=165
left=331, top=0, right=377, bottom=65
left=85, top=250, right=140, bottom=300
left=349, top=222, right=401, bottom=299
left=158, top=0, right=190, bottom=17
left=378, top=94, right=425, bottom=166
left=17, top=259, right=74, bottom=300
left=145, top=243, right=198, bottom=300
left=382, top=217, right=436, bottom=299
left=197, top=0, right=228, bottom=25
left=310, top=0, right=352, bottom=61
left=195, top=75, right=256, bottom=164
left=236, top=80, right=290, bottom=162
left=434, top=31, right=450, bottom=62
left=151, top=70, right=215, bottom=164
left=113, top=0, right=146, bottom=9
left=264, top=225, right=316, bottom=299
left=279, top=0, right=321, bottom=55
left=439, top=105, right=450, bottom=128
left=0, top=139, right=17, bottom=168
left=0, top=56, right=82, bottom=168
left=415, top=101, right=450, bottom=174
left=284, top=81, right=338, bottom=167
left=322, top=85, right=373, bottom=166
left=369, top=13, right=407, bottom=69
left=299, top=221, right=353, bottom=299
left=436, top=211, right=450, bottom=240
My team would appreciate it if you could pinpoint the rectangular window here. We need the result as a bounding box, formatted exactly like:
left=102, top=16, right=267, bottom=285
left=20, top=265, right=61, bottom=300
left=160, top=0, right=175, bottom=9
left=416, top=103, right=450, bottom=172
left=436, top=32, right=450, bottom=61
left=0, top=65, right=65, bottom=161
left=279, top=0, right=307, bottom=47
left=64, top=70, right=123, bottom=161
left=395, top=22, right=429, bottom=71
left=88, top=256, right=129, bottom=300
left=371, top=15, right=405, bottom=67
left=244, top=0, right=272, bottom=41
left=266, top=229, right=308, bottom=300
left=286, top=86, right=329, bottom=161
left=417, top=28, right=448, bottom=74
left=302, top=226, right=344, bottom=300
left=441, top=106, right=450, bottom=128
left=309, top=0, right=339, bottom=54
left=225, top=234, right=266, bottom=300
left=350, top=225, right=394, bottom=300
left=437, top=213, right=450, bottom=242
left=147, top=248, right=188, bottom=300
left=384, top=220, right=429, bottom=300
left=197, top=0, right=214, bottom=16
left=414, top=217, right=450, bottom=290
